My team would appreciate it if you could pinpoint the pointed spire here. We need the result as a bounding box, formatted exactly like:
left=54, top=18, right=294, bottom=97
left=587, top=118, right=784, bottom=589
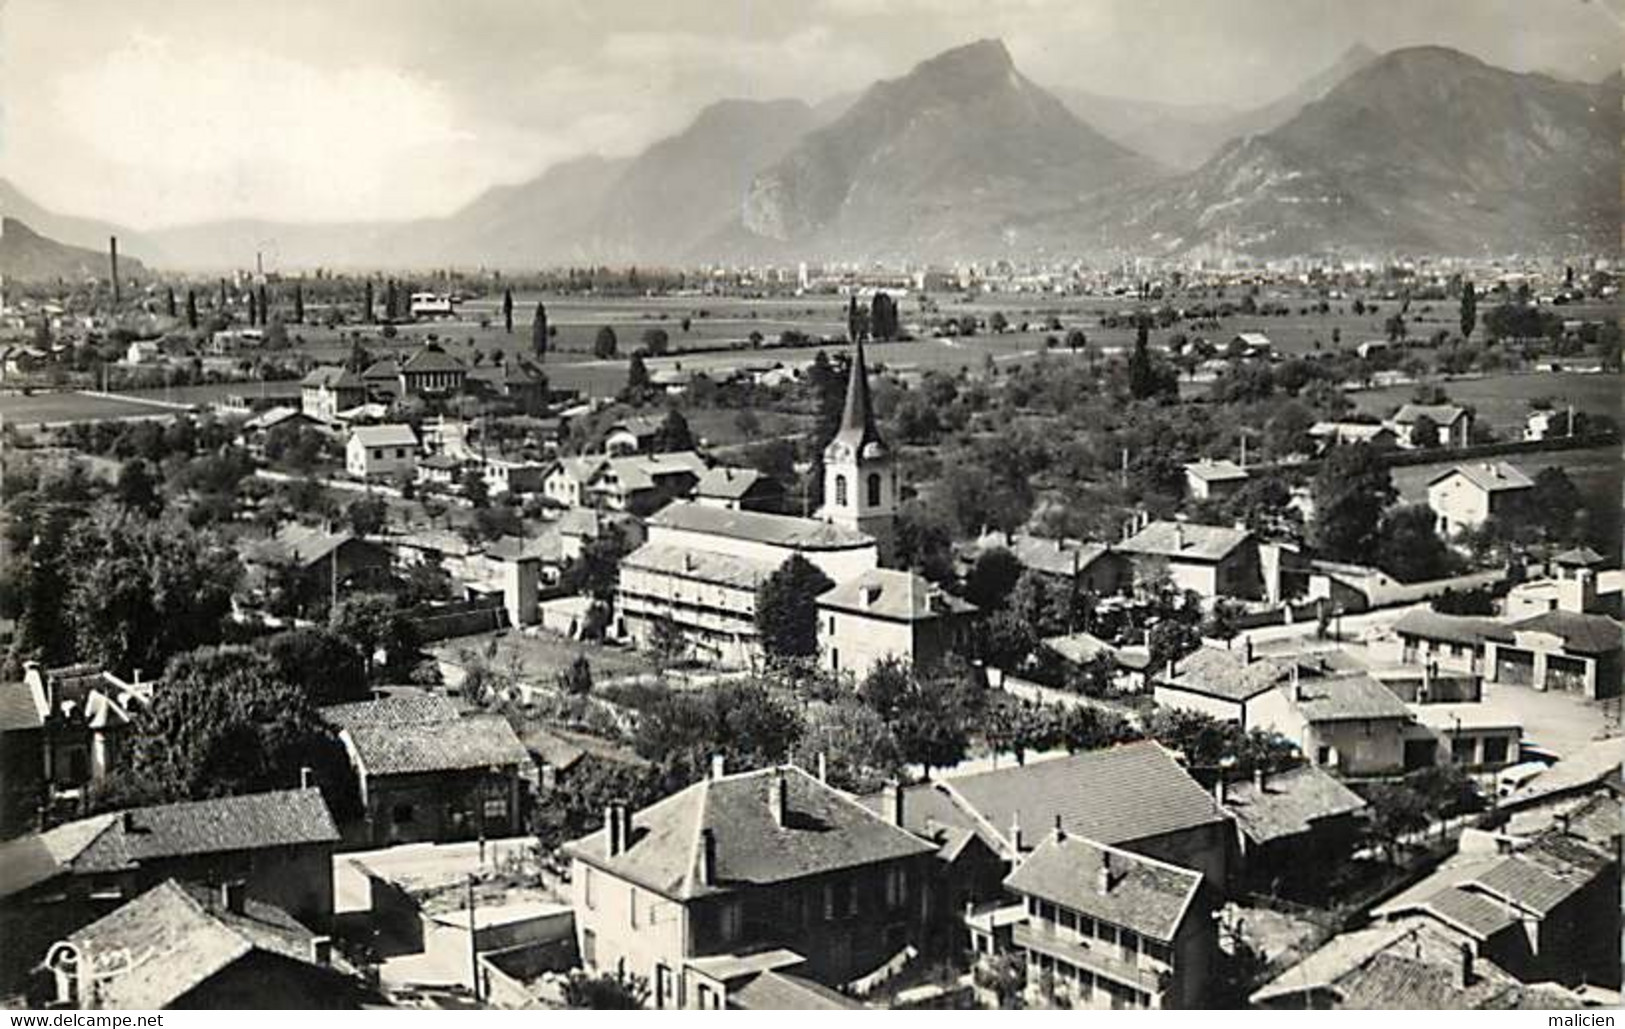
left=835, top=335, right=884, bottom=452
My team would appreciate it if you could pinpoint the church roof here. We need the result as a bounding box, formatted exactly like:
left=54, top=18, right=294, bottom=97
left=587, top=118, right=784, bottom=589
left=830, top=338, right=885, bottom=455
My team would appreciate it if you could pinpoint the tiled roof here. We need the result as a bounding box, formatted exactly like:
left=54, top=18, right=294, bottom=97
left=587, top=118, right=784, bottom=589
left=68, top=879, right=340, bottom=1009
left=1391, top=609, right=1514, bottom=646
left=944, top=741, right=1224, bottom=853
left=1288, top=673, right=1413, bottom=723
left=1394, top=403, right=1468, bottom=425
left=400, top=344, right=467, bottom=374
left=817, top=569, right=976, bottom=622
left=1004, top=834, right=1202, bottom=942
left=346, top=714, right=529, bottom=777
left=1410, top=886, right=1519, bottom=939
left=649, top=501, right=874, bottom=551
left=855, top=779, right=1000, bottom=856
left=1183, top=459, right=1249, bottom=483
left=730, top=970, right=860, bottom=1010
left=1468, top=833, right=1612, bottom=916
left=595, top=451, right=707, bottom=493
left=0, top=680, right=42, bottom=732
left=0, top=814, right=119, bottom=898
left=251, top=524, right=359, bottom=568
left=321, top=692, right=461, bottom=731
left=1513, top=610, right=1624, bottom=654
left=483, top=531, right=563, bottom=564
left=348, top=423, right=418, bottom=448
left=562, top=766, right=935, bottom=901
left=1159, top=645, right=1294, bottom=702
left=242, top=406, right=308, bottom=431
left=1041, top=633, right=1118, bottom=667
left=1553, top=546, right=1606, bottom=567
left=622, top=542, right=776, bottom=592
left=1223, top=765, right=1368, bottom=845
left=1118, top=520, right=1250, bottom=563
left=986, top=533, right=1113, bottom=579
left=301, top=366, right=364, bottom=390
left=694, top=466, right=767, bottom=500
left=1426, top=462, right=1534, bottom=492
left=361, top=359, right=400, bottom=379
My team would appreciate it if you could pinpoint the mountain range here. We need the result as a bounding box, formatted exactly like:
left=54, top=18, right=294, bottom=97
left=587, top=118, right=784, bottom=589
left=3, top=39, right=1616, bottom=274
left=0, top=216, right=148, bottom=281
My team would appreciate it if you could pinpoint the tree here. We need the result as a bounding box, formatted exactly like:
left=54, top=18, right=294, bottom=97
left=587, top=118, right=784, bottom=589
left=1065, top=328, right=1087, bottom=356
left=964, top=547, right=1023, bottom=611
left=870, top=291, right=899, bottom=341
left=793, top=699, right=901, bottom=793
left=1459, top=281, right=1477, bottom=340
left=640, top=328, right=670, bottom=355
left=293, top=282, right=305, bottom=324
left=562, top=970, right=648, bottom=1010
left=652, top=408, right=694, bottom=451
left=164, top=286, right=177, bottom=318
left=648, top=614, right=687, bottom=667
left=346, top=494, right=388, bottom=536
left=558, top=527, right=628, bottom=604
left=1407, top=413, right=1439, bottom=450
left=459, top=465, right=490, bottom=508
left=1006, top=568, right=1067, bottom=637
left=556, top=654, right=593, bottom=696
left=756, top=555, right=835, bottom=660
left=1365, top=781, right=1431, bottom=864
left=64, top=508, right=242, bottom=676
left=502, top=288, right=514, bottom=334
left=115, top=458, right=162, bottom=516
left=258, top=627, right=369, bottom=705
left=1127, top=318, right=1177, bottom=400
left=593, top=325, right=618, bottom=359
left=330, top=592, right=420, bottom=680
left=185, top=289, right=198, bottom=330
left=362, top=280, right=374, bottom=323
left=989, top=311, right=1009, bottom=334
left=113, top=645, right=343, bottom=806
left=1385, top=311, right=1407, bottom=343
left=621, top=353, right=652, bottom=402
left=1309, top=444, right=1395, bottom=562
left=1376, top=505, right=1457, bottom=582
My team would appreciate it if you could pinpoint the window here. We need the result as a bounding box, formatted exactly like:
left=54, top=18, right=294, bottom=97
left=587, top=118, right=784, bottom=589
left=1482, top=736, right=1509, bottom=765
left=1316, top=746, right=1332, bottom=766
left=655, top=964, right=673, bottom=1009
left=866, top=473, right=882, bottom=507
left=1077, top=915, right=1095, bottom=939
left=1058, top=909, right=1077, bottom=932
left=884, top=867, right=907, bottom=909
left=629, top=886, right=639, bottom=928
left=583, top=867, right=595, bottom=910
left=719, top=901, right=743, bottom=943
left=834, top=474, right=848, bottom=507
left=582, top=929, right=596, bottom=966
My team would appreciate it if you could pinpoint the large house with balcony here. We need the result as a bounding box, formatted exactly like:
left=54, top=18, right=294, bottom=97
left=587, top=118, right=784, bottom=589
left=560, top=762, right=936, bottom=1009
left=1004, top=831, right=1216, bottom=1009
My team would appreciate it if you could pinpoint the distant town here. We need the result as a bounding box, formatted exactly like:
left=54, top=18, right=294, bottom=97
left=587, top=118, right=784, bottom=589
left=0, top=10, right=1620, bottom=1016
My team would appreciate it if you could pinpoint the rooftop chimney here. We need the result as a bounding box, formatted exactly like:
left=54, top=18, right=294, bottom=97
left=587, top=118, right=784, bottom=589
left=1053, top=813, right=1065, bottom=844
left=299, top=766, right=314, bottom=789
left=310, top=936, right=333, bottom=966
left=1213, top=777, right=1227, bottom=806
left=220, top=881, right=247, bottom=914
left=1009, top=812, right=1023, bottom=854
left=1173, top=525, right=1186, bottom=550
left=710, top=754, right=726, bottom=780
left=1243, top=636, right=1254, bottom=664
left=1254, top=767, right=1266, bottom=792
left=886, top=781, right=905, bottom=828
left=1097, top=851, right=1115, bottom=894
left=699, top=828, right=718, bottom=886
left=606, top=802, right=626, bottom=857
left=817, top=752, right=828, bottom=783
left=1454, top=943, right=1475, bottom=990
left=770, top=770, right=788, bottom=828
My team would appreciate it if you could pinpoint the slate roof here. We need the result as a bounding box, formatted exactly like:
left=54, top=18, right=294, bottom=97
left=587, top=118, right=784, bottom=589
left=1288, top=673, right=1413, bottom=723
left=944, top=741, right=1224, bottom=853
left=361, top=359, right=400, bottom=380
left=483, top=531, right=563, bottom=564
left=321, top=692, right=461, bottom=731
left=249, top=524, right=358, bottom=569
left=622, top=542, right=776, bottom=592
left=1407, top=886, right=1520, bottom=940
left=694, top=466, right=768, bottom=500
left=1223, top=765, right=1368, bottom=845
left=595, top=451, right=707, bottom=492
left=562, top=766, right=935, bottom=901
left=855, top=779, right=999, bottom=857
left=301, top=366, right=364, bottom=390
left=346, top=714, right=529, bottom=777
left=990, top=533, right=1113, bottom=579
left=1391, top=609, right=1514, bottom=646
left=348, top=423, right=418, bottom=448
left=648, top=501, right=874, bottom=550
left=1469, top=834, right=1611, bottom=916
left=1513, top=610, right=1624, bottom=654
left=1117, top=520, right=1250, bottom=563
left=817, top=569, right=976, bottom=622
left=1004, top=835, right=1203, bottom=942
left=68, top=879, right=340, bottom=1009
left=0, top=814, right=119, bottom=898
left=1426, top=462, right=1534, bottom=492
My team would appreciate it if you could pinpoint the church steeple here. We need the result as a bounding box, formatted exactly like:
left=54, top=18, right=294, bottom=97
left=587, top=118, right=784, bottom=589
left=833, top=336, right=884, bottom=454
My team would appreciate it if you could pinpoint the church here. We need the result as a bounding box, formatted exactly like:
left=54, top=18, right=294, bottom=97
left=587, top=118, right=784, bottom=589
left=614, top=337, right=973, bottom=673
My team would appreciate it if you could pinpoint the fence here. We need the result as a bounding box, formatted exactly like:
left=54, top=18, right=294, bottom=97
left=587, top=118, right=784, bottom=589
left=408, top=596, right=509, bottom=642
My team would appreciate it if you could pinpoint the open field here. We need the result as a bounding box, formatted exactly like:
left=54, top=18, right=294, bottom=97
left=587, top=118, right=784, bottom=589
left=0, top=391, right=186, bottom=425
left=1353, top=370, right=1621, bottom=433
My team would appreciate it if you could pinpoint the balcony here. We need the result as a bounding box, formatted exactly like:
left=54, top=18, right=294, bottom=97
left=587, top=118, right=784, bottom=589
left=1012, top=922, right=1167, bottom=997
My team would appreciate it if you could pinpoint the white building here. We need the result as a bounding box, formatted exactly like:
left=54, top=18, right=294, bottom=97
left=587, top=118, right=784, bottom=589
left=816, top=337, right=897, bottom=564
left=1425, top=462, right=1534, bottom=536
left=346, top=424, right=419, bottom=481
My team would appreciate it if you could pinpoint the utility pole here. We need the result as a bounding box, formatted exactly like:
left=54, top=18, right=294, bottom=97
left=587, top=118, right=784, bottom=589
left=108, top=237, right=121, bottom=307
left=466, top=874, right=481, bottom=1004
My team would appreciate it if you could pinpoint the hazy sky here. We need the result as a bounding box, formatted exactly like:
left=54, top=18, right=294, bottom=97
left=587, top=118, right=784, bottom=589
left=2, top=0, right=1618, bottom=227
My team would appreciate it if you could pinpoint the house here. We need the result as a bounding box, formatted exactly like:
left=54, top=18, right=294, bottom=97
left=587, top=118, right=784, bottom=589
left=1308, top=421, right=1398, bottom=452
left=1153, top=643, right=1317, bottom=727
left=0, top=788, right=340, bottom=992
left=325, top=694, right=531, bottom=847
left=617, top=501, right=879, bottom=665
left=1408, top=704, right=1522, bottom=770
left=601, top=414, right=667, bottom=456
left=693, top=467, right=785, bottom=513
left=1384, top=609, right=1513, bottom=677
left=20, top=664, right=152, bottom=826
left=873, top=741, right=1231, bottom=889
left=0, top=680, right=45, bottom=836
left=300, top=366, right=366, bottom=423
left=817, top=568, right=977, bottom=680
left=972, top=532, right=1128, bottom=599
left=1227, top=332, right=1272, bottom=358
left=243, top=524, right=393, bottom=615
left=1485, top=610, right=1624, bottom=699
left=585, top=451, right=708, bottom=515
left=466, top=360, right=547, bottom=413
left=345, top=423, right=418, bottom=480
left=1182, top=459, right=1249, bottom=501
left=560, top=763, right=939, bottom=1008
left=239, top=405, right=316, bottom=439
left=1220, top=765, right=1366, bottom=896
left=541, top=456, right=608, bottom=508
left=482, top=457, right=548, bottom=498
left=46, top=879, right=362, bottom=1009
left=1247, top=670, right=1418, bottom=776
left=1524, top=407, right=1574, bottom=442
left=1426, top=462, right=1534, bottom=535
left=1004, top=832, right=1216, bottom=1009
left=397, top=343, right=467, bottom=396
left=1504, top=563, right=1620, bottom=620
left=1392, top=404, right=1472, bottom=449
left=1117, top=520, right=1261, bottom=601
left=124, top=340, right=162, bottom=365
left=522, top=725, right=648, bottom=794
left=1370, top=827, right=1619, bottom=988
left=1251, top=921, right=1591, bottom=1009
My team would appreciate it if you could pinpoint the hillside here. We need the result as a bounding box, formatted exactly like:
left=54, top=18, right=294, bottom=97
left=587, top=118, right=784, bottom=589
left=0, top=217, right=148, bottom=281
